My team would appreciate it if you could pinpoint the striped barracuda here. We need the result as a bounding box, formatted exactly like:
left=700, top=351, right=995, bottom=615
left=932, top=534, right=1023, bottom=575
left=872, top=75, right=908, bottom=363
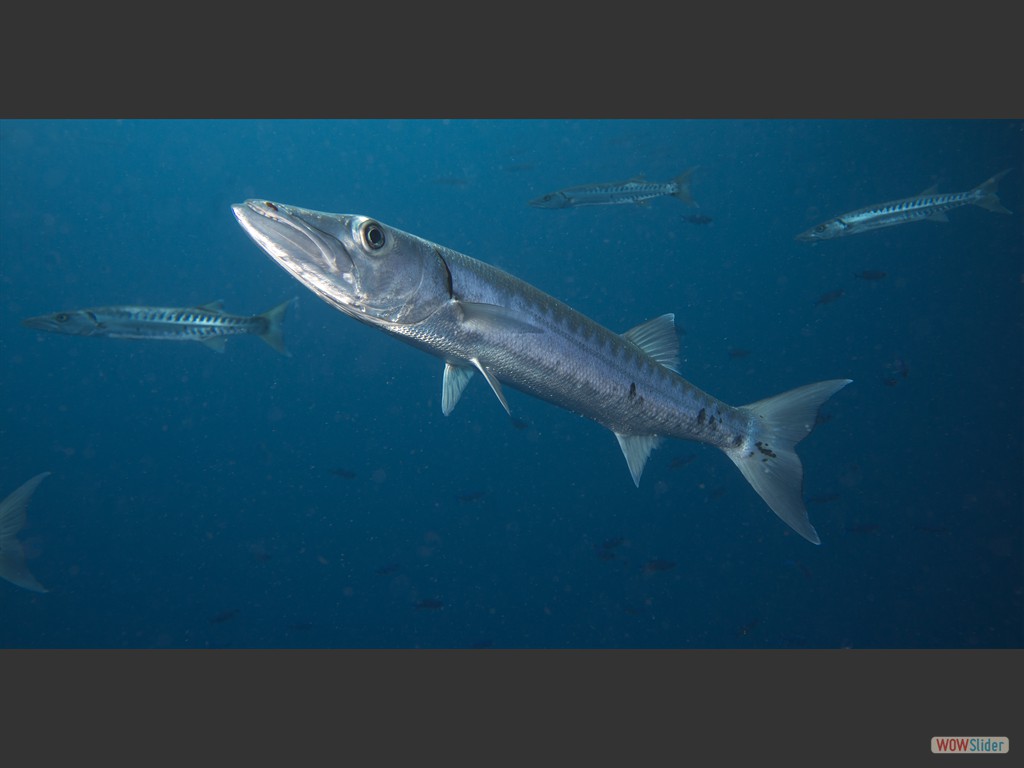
left=797, top=169, right=1012, bottom=241
left=233, top=199, right=850, bottom=544
left=0, top=472, right=51, bottom=593
left=529, top=168, right=698, bottom=209
left=22, top=299, right=294, bottom=355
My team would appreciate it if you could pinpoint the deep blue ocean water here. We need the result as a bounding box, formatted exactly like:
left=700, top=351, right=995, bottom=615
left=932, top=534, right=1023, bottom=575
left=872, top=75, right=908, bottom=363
left=1, top=119, right=1020, bottom=649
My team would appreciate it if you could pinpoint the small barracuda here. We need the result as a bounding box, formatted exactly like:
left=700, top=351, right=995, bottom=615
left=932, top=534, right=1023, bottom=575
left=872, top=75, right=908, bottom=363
left=797, top=169, right=1012, bottom=241
left=233, top=199, right=851, bottom=544
left=22, top=299, right=294, bottom=355
left=529, top=168, right=698, bottom=209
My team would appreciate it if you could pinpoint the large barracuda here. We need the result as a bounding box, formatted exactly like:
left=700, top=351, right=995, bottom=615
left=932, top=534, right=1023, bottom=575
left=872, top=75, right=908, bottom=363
left=22, top=299, right=294, bottom=355
left=529, top=168, right=698, bottom=209
left=233, top=200, right=850, bottom=544
left=797, top=169, right=1012, bottom=241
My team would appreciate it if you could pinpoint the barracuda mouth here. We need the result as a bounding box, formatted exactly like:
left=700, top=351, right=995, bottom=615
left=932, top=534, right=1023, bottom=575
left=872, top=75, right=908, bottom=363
left=232, top=200, right=359, bottom=312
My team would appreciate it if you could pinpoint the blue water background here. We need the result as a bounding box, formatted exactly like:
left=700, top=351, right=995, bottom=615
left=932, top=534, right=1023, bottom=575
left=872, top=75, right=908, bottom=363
left=1, top=119, right=1020, bottom=648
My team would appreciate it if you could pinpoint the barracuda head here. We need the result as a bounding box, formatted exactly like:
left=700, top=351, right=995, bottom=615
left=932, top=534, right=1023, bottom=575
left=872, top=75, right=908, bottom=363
left=796, top=217, right=849, bottom=242
left=232, top=200, right=453, bottom=326
left=22, top=309, right=103, bottom=335
left=528, top=191, right=571, bottom=209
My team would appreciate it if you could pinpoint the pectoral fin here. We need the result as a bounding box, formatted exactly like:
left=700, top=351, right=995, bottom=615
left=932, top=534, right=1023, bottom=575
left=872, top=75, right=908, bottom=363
left=457, top=302, right=543, bottom=334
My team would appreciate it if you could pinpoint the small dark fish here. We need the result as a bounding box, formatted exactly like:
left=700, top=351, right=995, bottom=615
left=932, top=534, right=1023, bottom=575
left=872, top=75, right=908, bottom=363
left=331, top=468, right=357, bottom=479
left=845, top=524, right=880, bottom=534
left=854, top=270, right=888, bottom=280
left=209, top=609, right=240, bottom=624
left=815, top=289, right=845, bottom=305
left=509, top=417, right=530, bottom=431
left=414, top=598, right=444, bottom=610
left=456, top=491, right=486, bottom=503
left=784, top=558, right=814, bottom=580
left=375, top=563, right=402, bottom=576
left=682, top=213, right=714, bottom=225
left=643, top=558, right=676, bottom=573
left=668, top=454, right=696, bottom=469
left=727, top=347, right=751, bottom=359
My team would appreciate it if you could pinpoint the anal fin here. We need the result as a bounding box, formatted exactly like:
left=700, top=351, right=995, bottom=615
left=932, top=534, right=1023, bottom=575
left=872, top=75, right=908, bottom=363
left=613, top=432, right=662, bottom=487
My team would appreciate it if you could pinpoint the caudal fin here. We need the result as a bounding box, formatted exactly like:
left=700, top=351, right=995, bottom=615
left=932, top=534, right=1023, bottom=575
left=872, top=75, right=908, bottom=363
left=970, top=169, right=1012, bottom=214
left=725, top=380, right=852, bottom=544
left=0, top=471, right=51, bottom=593
left=258, top=298, right=296, bottom=356
left=672, top=167, right=699, bottom=206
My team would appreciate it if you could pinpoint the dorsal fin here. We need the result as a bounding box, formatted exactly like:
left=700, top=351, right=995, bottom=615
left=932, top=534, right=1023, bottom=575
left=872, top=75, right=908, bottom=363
left=918, top=183, right=939, bottom=197
left=622, top=314, right=681, bottom=373
left=196, top=300, right=225, bottom=312
left=442, top=362, right=475, bottom=416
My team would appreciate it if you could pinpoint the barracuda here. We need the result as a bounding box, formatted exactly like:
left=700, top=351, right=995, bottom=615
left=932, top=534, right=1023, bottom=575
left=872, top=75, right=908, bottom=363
left=797, top=169, right=1012, bottom=241
left=529, top=168, right=698, bottom=208
left=233, top=199, right=850, bottom=544
left=22, top=299, right=294, bottom=355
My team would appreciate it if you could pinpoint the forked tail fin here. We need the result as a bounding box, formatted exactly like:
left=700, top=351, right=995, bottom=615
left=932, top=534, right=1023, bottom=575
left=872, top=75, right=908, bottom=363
left=258, top=298, right=296, bottom=356
left=0, top=471, right=51, bottom=593
left=725, top=380, right=852, bottom=544
left=672, top=167, right=699, bottom=206
left=970, top=169, right=1012, bottom=214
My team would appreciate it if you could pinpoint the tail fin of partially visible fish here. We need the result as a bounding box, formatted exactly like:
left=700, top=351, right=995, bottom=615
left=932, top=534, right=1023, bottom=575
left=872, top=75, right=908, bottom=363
left=725, top=380, right=852, bottom=545
left=970, top=169, right=1012, bottom=214
left=0, top=471, right=51, bottom=593
left=257, top=298, right=296, bottom=356
left=672, top=167, right=699, bottom=207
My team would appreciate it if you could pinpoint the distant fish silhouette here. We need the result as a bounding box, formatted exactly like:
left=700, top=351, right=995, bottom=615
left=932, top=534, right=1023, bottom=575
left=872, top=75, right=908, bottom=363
left=854, top=270, right=888, bottom=280
left=643, top=558, right=677, bottom=573
left=682, top=213, right=714, bottom=225
left=815, top=289, right=845, bottom=305
left=0, top=471, right=51, bottom=593
left=727, top=347, right=751, bottom=359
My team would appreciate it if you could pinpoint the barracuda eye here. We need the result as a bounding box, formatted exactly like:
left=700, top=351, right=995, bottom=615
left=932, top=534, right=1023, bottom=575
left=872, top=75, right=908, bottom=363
left=361, top=221, right=386, bottom=250
left=55, top=313, right=69, bottom=323
left=814, top=224, right=827, bottom=233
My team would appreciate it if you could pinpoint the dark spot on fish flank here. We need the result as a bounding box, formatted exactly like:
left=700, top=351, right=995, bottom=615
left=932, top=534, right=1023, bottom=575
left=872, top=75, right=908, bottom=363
left=697, top=408, right=706, bottom=426
left=708, top=415, right=717, bottom=430
left=755, top=441, right=776, bottom=458
left=628, top=382, right=637, bottom=400
left=264, top=201, right=278, bottom=212
left=732, top=434, right=744, bottom=448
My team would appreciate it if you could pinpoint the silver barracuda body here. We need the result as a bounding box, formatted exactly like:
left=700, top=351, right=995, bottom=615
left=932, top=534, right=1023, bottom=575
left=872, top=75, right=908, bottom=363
left=529, top=168, right=698, bottom=209
left=22, top=299, right=294, bottom=355
left=797, top=169, right=1012, bottom=241
left=233, top=199, right=850, bottom=544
